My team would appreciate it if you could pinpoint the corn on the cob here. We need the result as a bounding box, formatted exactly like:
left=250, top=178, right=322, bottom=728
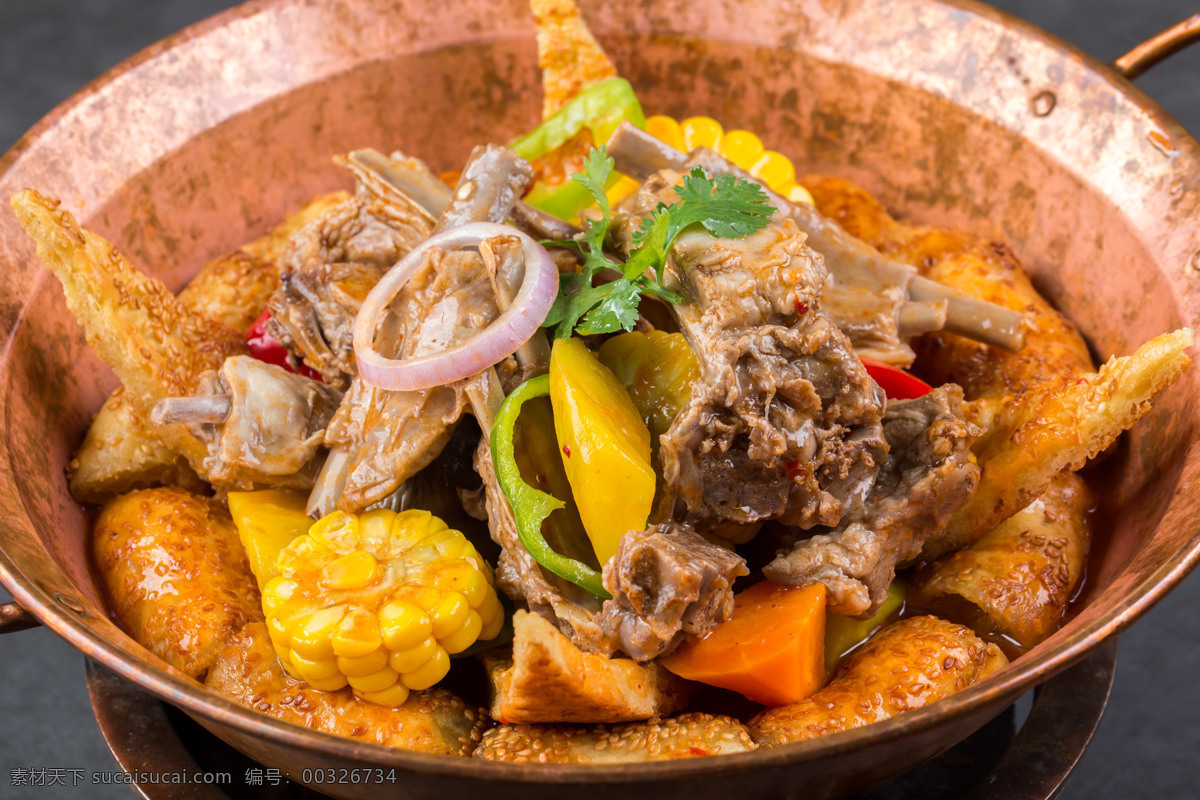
left=261, top=508, right=504, bottom=707
left=628, top=115, right=814, bottom=206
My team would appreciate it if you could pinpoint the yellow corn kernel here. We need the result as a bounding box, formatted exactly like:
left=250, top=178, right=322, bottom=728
left=646, top=115, right=685, bottom=151
left=331, top=608, right=383, bottom=658
left=440, top=610, right=483, bottom=655
left=429, top=593, right=470, bottom=641
left=789, top=184, right=815, bottom=205
left=481, top=611, right=506, bottom=641
left=289, top=649, right=341, bottom=682
left=347, top=666, right=400, bottom=694
left=477, top=589, right=502, bottom=626
left=289, top=606, right=345, bottom=660
left=355, top=683, right=410, bottom=708
left=751, top=151, right=796, bottom=194
left=304, top=672, right=349, bottom=692
left=722, top=130, right=765, bottom=171
left=260, top=507, right=503, bottom=705
left=321, top=550, right=378, bottom=591
left=261, top=578, right=298, bottom=615
left=389, top=636, right=439, bottom=674
left=378, top=600, right=432, bottom=652
left=401, top=648, right=450, bottom=691
left=681, top=116, right=723, bottom=151
left=336, top=648, right=390, bottom=678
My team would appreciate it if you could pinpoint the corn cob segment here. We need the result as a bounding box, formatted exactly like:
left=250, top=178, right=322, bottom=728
left=262, top=508, right=504, bottom=706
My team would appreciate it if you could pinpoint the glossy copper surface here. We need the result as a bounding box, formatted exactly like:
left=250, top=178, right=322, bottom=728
left=1, top=1, right=1198, bottom=798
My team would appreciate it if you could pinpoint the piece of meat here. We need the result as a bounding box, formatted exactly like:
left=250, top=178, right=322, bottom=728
left=181, top=355, right=343, bottom=490
left=597, top=523, right=748, bottom=661
left=266, top=157, right=437, bottom=389
left=910, top=471, right=1092, bottom=654
left=801, top=176, right=1193, bottom=559
left=308, top=147, right=533, bottom=515
left=206, top=622, right=487, bottom=755
left=749, top=616, right=1007, bottom=745
left=765, top=386, right=980, bottom=616
left=475, top=713, right=757, bottom=763
left=613, top=172, right=887, bottom=531
left=92, top=488, right=262, bottom=679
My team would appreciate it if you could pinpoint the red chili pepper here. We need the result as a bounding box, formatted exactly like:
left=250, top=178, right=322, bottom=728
left=794, top=296, right=809, bottom=316
left=245, top=310, right=323, bottom=381
left=860, top=358, right=932, bottom=400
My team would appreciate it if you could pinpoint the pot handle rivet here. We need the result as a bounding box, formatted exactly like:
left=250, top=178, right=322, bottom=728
left=1030, top=90, right=1056, bottom=117
left=56, top=592, right=87, bottom=616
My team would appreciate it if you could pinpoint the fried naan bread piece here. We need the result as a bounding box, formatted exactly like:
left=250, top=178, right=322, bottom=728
left=804, top=176, right=1193, bottom=557
left=911, top=472, right=1091, bottom=653
left=484, top=610, right=690, bottom=724
left=92, top=487, right=262, bottom=679
left=206, top=622, right=486, bottom=755
left=475, top=713, right=756, bottom=763
left=530, top=0, right=617, bottom=119
left=749, top=616, right=1007, bottom=746
left=63, top=192, right=348, bottom=503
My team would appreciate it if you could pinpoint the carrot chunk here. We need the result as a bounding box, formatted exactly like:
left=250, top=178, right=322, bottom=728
left=660, top=581, right=827, bottom=707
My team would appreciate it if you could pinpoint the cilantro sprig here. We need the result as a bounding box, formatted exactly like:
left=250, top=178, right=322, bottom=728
left=540, top=146, right=773, bottom=339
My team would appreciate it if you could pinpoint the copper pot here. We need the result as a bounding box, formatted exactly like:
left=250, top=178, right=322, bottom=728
left=1, top=2, right=1198, bottom=797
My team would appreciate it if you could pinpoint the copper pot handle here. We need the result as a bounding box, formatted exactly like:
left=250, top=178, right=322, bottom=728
left=0, top=600, right=41, bottom=634
left=1111, top=14, right=1200, bottom=80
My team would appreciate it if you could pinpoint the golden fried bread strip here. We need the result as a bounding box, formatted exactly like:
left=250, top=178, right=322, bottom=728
left=749, top=616, right=1007, bottom=746
left=13, top=189, right=243, bottom=475
left=911, top=472, right=1091, bottom=652
left=66, top=191, right=348, bottom=502
left=531, top=0, right=617, bottom=119
left=485, top=610, right=690, bottom=724
left=93, top=488, right=262, bottom=679
left=934, top=328, right=1191, bottom=556
left=475, top=713, right=756, bottom=763
left=207, top=622, right=487, bottom=755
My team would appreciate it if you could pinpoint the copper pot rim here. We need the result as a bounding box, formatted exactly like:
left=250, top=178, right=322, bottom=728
left=1, top=0, right=1199, bottom=782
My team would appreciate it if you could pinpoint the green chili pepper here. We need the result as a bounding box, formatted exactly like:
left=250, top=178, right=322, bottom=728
left=490, top=374, right=611, bottom=598
left=509, top=77, right=646, bottom=221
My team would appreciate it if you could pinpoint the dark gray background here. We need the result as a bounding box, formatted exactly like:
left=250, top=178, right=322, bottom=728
left=1, top=1, right=1199, bottom=798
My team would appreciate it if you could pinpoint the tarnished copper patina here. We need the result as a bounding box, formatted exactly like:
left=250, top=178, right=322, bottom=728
left=1, top=2, right=1198, bottom=798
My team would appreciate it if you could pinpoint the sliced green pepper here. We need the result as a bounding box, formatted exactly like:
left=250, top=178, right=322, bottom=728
left=509, top=77, right=646, bottom=221
left=490, top=374, right=611, bottom=598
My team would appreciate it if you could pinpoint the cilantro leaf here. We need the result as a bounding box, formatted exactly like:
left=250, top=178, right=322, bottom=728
left=540, top=148, right=773, bottom=339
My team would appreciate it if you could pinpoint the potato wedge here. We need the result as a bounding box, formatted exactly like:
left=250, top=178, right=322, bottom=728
left=92, top=487, right=261, bottom=679
left=485, top=610, right=690, bottom=723
left=475, top=713, right=755, bottom=763
left=206, top=622, right=487, bottom=755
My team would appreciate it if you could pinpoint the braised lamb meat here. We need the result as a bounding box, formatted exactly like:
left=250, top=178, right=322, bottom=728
left=266, top=168, right=436, bottom=389
left=613, top=172, right=888, bottom=531
left=179, top=355, right=343, bottom=490
left=597, top=524, right=748, bottom=661
left=308, top=146, right=534, bottom=515
left=765, top=385, right=980, bottom=615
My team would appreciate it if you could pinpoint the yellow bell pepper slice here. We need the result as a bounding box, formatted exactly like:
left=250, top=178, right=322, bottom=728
left=824, top=580, right=906, bottom=673
left=228, top=489, right=314, bottom=591
left=549, top=337, right=655, bottom=566
left=598, top=330, right=700, bottom=450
